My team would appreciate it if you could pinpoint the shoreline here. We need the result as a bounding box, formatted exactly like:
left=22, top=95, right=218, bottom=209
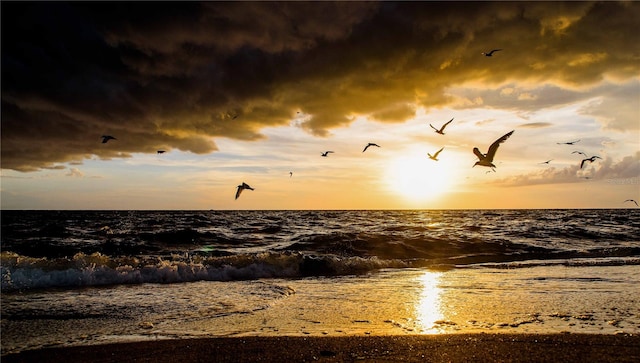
left=4, top=333, right=639, bottom=363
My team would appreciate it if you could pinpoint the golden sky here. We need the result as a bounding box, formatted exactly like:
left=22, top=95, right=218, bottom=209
left=1, top=1, right=639, bottom=209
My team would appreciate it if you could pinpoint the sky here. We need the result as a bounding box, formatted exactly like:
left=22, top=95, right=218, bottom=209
left=1, top=1, right=639, bottom=210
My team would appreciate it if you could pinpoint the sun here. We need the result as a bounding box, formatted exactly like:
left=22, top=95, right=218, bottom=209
left=384, top=149, right=456, bottom=204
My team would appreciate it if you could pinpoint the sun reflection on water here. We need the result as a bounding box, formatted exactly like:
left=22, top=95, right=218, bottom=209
left=415, top=271, right=445, bottom=333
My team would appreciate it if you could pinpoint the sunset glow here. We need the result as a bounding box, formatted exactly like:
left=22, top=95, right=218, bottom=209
left=1, top=2, right=638, bottom=210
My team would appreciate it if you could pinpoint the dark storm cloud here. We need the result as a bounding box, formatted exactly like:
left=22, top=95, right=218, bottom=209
left=2, top=1, right=638, bottom=171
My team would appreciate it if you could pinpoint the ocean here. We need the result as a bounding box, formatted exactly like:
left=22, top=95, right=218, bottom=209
left=2, top=209, right=639, bottom=355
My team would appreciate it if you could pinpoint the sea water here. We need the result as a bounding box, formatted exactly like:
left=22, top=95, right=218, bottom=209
left=2, top=210, right=639, bottom=354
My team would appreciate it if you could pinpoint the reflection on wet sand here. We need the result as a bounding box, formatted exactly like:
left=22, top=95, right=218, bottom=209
left=415, top=271, right=445, bottom=333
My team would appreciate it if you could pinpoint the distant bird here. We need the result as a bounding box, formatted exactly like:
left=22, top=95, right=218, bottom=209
left=572, top=151, right=587, bottom=156
left=540, top=159, right=553, bottom=164
left=157, top=150, right=166, bottom=154
left=289, top=171, right=293, bottom=178
left=482, top=49, right=502, bottom=57
left=558, top=139, right=580, bottom=145
left=235, top=182, right=254, bottom=200
left=101, top=135, right=116, bottom=143
left=624, top=199, right=639, bottom=207
left=473, top=130, right=514, bottom=168
left=321, top=151, right=334, bottom=157
left=428, top=147, right=444, bottom=161
left=362, top=143, right=380, bottom=153
left=430, top=118, right=453, bottom=135
left=580, top=155, right=601, bottom=169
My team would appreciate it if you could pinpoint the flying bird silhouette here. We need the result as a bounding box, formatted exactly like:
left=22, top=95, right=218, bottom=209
left=482, top=49, right=502, bottom=56
left=363, top=143, right=380, bottom=153
left=428, top=147, right=444, bottom=161
left=289, top=171, right=293, bottom=178
left=624, top=199, right=639, bottom=207
left=235, top=182, right=254, bottom=200
left=430, top=118, right=453, bottom=135
left=580, top=155, right=601, bottom=169
left=101, top=135, right=116, bottom=143
left=558, top=139, right=580, bottom=145
left=540, top=159, right=553, bottom=164
left=473, top=130, right=514, bottom=168
left=572, top=151, right=587, bottom=156
left=321, top=151, right=334, bottom=157
left=157, top=150, right=166, bottom=154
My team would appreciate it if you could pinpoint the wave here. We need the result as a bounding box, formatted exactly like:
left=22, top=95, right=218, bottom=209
left=0, top=251, right=410, bottom=292
left=3, top=245, right=640, bottom=291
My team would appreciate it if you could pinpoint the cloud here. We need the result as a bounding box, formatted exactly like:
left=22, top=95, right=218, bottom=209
left=499, top=152, right=640, bottom=187
left=2, top=2, right=639, bottom=171
left=66, top=168, right=85, bottom=178
left=518, top=122, right=552, bottom=128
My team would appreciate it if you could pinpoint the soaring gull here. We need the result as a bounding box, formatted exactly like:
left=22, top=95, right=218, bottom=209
left=482, top=49, right=502, bottom=57
left=430, top=118, right=453, bottom=135
left=558, top=139, right=580, bottom=145
left=362, top=143, right=380, bottom=153
left=101, top=135, right=117, bottom=143
left=624, top=199, right=639, bottom=207
left=235, top=182, right=254, bottom=200
left=321, top=151, right=334, bottom=157
left=473, top=130, right=514, bottom=168
left=428, top=147, right=444, bottom=161
left=580, top=155, right=601, bottom=169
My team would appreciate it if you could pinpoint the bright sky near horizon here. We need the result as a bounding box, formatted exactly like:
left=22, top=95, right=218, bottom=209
left=1, top=1, right=639, bottom=210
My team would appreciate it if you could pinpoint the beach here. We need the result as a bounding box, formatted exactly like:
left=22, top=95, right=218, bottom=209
left=2, top=210, right=639, bottom=360
left=4, top=334, right=640, bottom=363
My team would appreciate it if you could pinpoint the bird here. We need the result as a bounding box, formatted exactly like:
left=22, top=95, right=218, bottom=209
left=557, top=139, right=580, bottom=145
left=580, top=155, right=601, bottom=169
left=289, top=171, right=293, bottom=178
left=157, top=150, right=166, bottom=154
left=363, top=143, right=380, bottom=153
left=572, top=151, right=587, bottom=156
left=472, top=130, right=514, bottom=168
left=428, top=147, right=444, bottom=161
left=235, top=182, right=254, bottom=200
left=624, top=199, right=639, bottom=207
left=321, top=151, right=334, bottom=157
left=430, top=118, right=453, bottom=135
left=482, top=49, right=502, bottom=57
left=540, top=159, right=553, bottom=164
left=101, top=135, right=116, bottom=143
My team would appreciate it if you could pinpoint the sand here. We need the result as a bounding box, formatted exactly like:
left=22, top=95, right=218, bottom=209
left=3, top=334, right=639, bottom=363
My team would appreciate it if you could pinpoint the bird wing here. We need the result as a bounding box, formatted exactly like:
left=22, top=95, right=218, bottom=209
left=473, top=147, right=484, bottom=161
left=363, top=145, right=370, bottom=153
left=485, top=130, right=514, bottom=162
left=441, top=118, right=453, bottom=131
left=242, top=182, right=253, bottom=190
left=580, top=159, right=587, bottom=169
left=235, top=186, right=243, bottom=200
left=434, top=147, right=444, bottom=157
left=490, top=49, right=502, bottom=54
left=429, top=124, right=438, bottom=131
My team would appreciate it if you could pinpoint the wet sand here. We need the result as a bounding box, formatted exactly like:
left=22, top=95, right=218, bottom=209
left=4, top=334, right=640, bottom=363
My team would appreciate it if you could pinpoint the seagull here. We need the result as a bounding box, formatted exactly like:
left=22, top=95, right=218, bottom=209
left=580, top=155, right=601, bottom=169
left=473, top=130, right=514, bottom=168
left=362, top=143, right=380, bottom=153
left=428, top=147, right=444, bottom=161
left=557, top=139, right=580, bottom=145
left=235, top=182, right=254, bottom=200
left=482, top=49, right=502, bottom=57
left=572, top=151, right=587, bottom=156
left=540, top=159, right=553, bottom=164
left=289, top=171, right=293, bottom=178
left=430, top=118, right=453, bottom=135
left=101, top=135, right=117, bottom=143
left=321, top=151, right=334, bottom=157
left=157, top=150, right=166, bottom=154
left=624, top=199, right=639, bottom=207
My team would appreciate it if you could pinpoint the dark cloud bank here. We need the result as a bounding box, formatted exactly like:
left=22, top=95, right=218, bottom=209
left=2, top=1, right=638, bottom=171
